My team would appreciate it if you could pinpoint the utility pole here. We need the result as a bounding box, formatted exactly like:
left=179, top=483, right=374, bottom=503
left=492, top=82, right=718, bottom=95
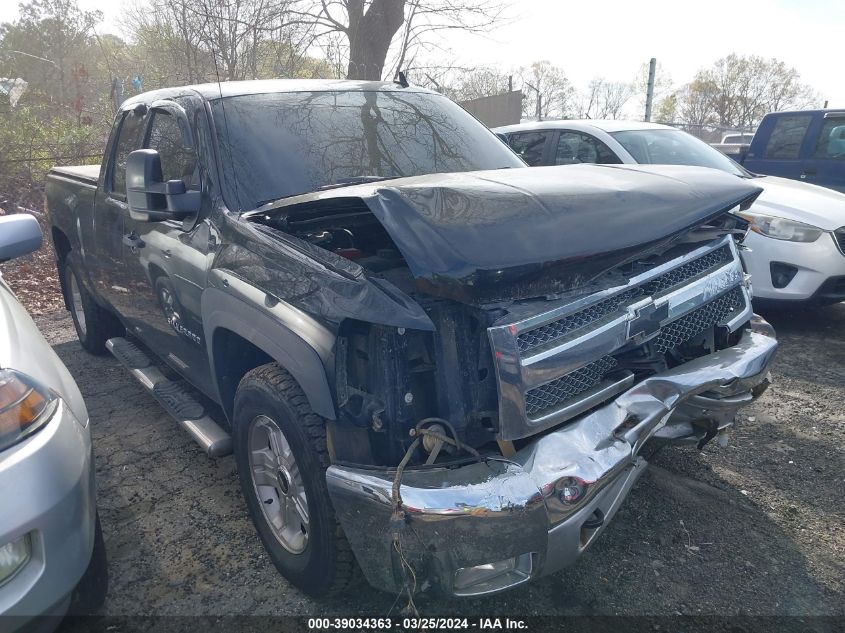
left=644, top=57, right=657, bottom=122
left=525, top=81, right=542, bottom=121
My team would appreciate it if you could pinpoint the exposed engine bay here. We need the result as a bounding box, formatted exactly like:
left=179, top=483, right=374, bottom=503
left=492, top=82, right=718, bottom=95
left=250, top=192, right=753, bottom=469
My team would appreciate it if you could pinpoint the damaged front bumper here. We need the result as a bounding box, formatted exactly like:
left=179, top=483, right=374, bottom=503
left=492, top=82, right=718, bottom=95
left=326, top=317, right=777, bottom=597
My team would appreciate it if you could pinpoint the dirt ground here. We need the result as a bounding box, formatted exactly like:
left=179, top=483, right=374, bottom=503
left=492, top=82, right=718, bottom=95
left=26, top=303, right=842, bottom=620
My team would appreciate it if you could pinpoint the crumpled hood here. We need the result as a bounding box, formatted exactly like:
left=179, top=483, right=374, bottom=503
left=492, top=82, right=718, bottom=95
left=260, top=163, right=761, bottom=300
left=749, top=175, right=845, bottom=231
left=366, top=164, right=759, bottom=279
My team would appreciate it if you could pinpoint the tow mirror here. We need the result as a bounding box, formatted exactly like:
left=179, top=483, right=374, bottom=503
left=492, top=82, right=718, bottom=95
left=0, top=214, right=43, bottom=263
left=125, top=149, right=200, bottom=222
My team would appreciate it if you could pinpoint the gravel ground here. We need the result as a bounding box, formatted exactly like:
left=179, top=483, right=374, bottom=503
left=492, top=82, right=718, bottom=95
left=30, top=305, right=842, bottom=620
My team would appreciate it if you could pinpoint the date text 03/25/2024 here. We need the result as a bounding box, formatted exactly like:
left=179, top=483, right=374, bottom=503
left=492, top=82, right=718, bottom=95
left=307, top=618, right=528, bottom=630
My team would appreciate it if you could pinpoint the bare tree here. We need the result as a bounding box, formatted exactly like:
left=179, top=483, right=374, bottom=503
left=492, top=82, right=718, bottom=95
left=518, top=61, right=575, bottom=120
left=122, top=0, right=323, bottom=86
left=676, top=54, right=818, bottom=131
left=581, top=77, right=633, bottom=119
left=652, top=92, right=678, bottom=124
left=678, top=78, right=717, bottom=128
left=288, top=0, right=507, bottom=81
left=412, top=63, right=511, bottom=100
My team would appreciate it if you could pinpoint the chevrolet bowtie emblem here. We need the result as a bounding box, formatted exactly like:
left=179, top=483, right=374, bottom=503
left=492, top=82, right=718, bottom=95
left=626, top=299, right=669, bottom=343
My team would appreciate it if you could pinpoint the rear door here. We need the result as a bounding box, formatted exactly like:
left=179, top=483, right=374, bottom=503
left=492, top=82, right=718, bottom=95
left=121, top=100, right=215, bottom=393
left=505, top=130, right=554, bottom=166
left=552, top=130, right=623, bottom=165
left=803, top=113, right=845, bottom=192
left=743, top=113, right=814, bottom=180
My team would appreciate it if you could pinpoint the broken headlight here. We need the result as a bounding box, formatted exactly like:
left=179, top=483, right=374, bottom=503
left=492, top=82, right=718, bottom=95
left=738, top=212, right=823, bottom=242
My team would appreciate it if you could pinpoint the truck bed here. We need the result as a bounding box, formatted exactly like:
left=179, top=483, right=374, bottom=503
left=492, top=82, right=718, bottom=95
left=49, top=164, right=99, bottom=186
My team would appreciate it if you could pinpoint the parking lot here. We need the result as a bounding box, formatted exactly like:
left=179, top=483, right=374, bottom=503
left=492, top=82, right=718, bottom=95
left=35, top=304, right=842, bottom=619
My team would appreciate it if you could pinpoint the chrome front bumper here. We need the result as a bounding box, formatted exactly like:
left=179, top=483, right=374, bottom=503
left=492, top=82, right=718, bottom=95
left=326, top=318, right=777, bottom=597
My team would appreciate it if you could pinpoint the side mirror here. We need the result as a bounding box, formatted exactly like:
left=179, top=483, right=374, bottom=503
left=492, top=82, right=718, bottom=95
left=0, top=214, right=43, bottom=263
left=126, top=149, right=200, bottom=222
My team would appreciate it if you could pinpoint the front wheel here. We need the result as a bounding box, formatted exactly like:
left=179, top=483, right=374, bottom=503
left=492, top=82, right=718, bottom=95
left=233, top=363, right=356, bottom=596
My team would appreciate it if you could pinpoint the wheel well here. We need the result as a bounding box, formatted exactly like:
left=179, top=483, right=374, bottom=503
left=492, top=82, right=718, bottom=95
left=51, top=227, right=72, bottom=310
left=212, top=327, right=273, bottom=422
left=148, top=263, right=167, bottom=286
left=51, top=227, right=71, bottom=262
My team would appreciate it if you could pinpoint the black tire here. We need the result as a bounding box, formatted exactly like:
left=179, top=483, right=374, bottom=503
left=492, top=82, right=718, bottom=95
left=68, top=512, right=109, bottom=615
left=233, top=363, right=356, bottom=596
left=64, top=257, right=124, bottom=355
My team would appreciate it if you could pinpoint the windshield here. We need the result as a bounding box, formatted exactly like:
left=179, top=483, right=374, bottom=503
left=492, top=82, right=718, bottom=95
left=610, top=128, right=749, bottom=177
left=211, top=90, right=525, bottom=210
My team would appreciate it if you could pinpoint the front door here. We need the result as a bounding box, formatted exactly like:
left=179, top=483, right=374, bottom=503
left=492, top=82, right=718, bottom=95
left=86, top=107, right=146, bottom=311
left=121, top=102, right=215, bottom=394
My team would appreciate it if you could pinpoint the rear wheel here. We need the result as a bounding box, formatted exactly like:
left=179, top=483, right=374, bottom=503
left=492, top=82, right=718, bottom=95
left=64, top=258, right=123, bottom=354
left=233, top=363, right=356, bottom=596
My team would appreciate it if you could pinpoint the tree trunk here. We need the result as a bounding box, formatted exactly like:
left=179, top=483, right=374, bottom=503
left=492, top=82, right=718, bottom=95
left=346, top=0, right=406, bottom=80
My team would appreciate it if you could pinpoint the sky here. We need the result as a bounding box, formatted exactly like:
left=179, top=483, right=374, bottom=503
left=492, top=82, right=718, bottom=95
left=1, top=0, right=841, bottom=109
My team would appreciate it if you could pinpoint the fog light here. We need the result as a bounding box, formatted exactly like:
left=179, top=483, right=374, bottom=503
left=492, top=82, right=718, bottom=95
left=557, top=477, right=588, bottom=504
left=0, top=534, right=31, bottom=586
left=770, top=262, right=798, bottom=289
left=453, top=553, right=532, bottom=596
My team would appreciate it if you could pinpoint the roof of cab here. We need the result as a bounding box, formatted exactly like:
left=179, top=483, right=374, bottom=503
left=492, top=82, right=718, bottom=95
left=759, top=108, right=845, bottom=119
left=120, top=79, right=437, bottom=107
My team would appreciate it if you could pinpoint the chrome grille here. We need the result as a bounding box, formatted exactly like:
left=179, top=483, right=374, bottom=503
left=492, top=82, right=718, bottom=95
left=517, top=245, right=733, bottom=354
left=522, top=287, right=747, bottom=419
left=516, top=288, right=641, bottom=353
left=488, top=236, right=751, bottom=441
left=524, top=356, right=617, bottom=418
left=653, top=287, right=745, bottom=353
left=640, top=246, right=733, bottom=296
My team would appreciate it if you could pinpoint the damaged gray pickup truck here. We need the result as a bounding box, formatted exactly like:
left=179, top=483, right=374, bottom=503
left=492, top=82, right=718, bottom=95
left=46, top=79, right=777, bottom=599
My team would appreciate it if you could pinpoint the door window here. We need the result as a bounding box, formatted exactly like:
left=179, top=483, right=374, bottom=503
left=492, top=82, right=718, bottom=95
left=763, top=114, right=812, bottom=159
left=507, top=131, right=549, bottom=166
left=555, top=131, right=621, bottom=165
left=813, top=117, right=845, bottom=160
left=146, top=110, right=199, bottom=185
left=110, top=110, right=146, bottom=196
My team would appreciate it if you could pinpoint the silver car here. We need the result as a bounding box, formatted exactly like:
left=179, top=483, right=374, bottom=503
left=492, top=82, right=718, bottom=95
left=0, top=214, right=106, bottom=629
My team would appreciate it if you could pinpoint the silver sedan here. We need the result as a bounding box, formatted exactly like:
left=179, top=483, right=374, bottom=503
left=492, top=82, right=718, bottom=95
left=0, top=214, right=106, bottom=630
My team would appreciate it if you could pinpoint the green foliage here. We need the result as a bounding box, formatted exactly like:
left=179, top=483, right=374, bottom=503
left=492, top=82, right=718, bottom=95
left=0, top=0, right=110, bottom=207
